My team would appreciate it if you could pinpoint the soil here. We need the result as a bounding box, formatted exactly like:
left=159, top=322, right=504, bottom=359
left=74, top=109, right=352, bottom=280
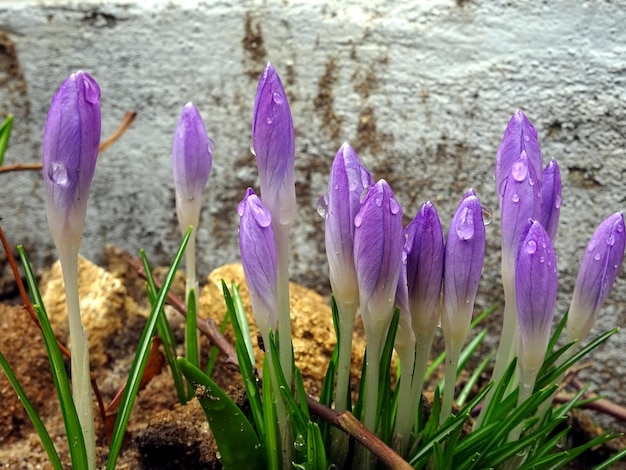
left=0, top=246, right=624, bottom=469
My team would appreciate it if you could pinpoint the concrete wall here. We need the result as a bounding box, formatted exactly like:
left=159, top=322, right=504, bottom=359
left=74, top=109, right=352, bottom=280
left=1, top=0, right=625, bottom=416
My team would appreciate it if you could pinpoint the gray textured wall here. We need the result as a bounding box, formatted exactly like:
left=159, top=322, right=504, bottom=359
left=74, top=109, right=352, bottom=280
left=1, top=0, right=625, bottom=418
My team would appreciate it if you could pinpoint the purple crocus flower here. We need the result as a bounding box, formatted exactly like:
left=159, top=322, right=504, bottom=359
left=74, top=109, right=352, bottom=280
left=394, top=253, right=415, bottom=352
left=516, top=220, right=558, bottom=375
left=495, top=109, right=543, bottom=198
left=238, top=188, right=278, bottom=336
left=42, top=71, right=101, bottom=246
left=172, top=102, right=213, bottom=231
left=539, top=159, right=562, bottom=242
left=354, top=180, right=405, bottom=337
left=441, top=189, right=486, bottom=351
left=324, top=143, right=373, bottom=308
left=405, top=201, right=444, bottom=337
left=500, top=151, right=541, bottom=265
left=251, top=62, right=296, bottom=225
left=567, top=212, right=626, bottom=343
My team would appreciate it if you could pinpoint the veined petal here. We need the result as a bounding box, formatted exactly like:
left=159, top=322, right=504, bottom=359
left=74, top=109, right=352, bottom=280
left=238, top=188, right=278, bottom=334
left=251, top=63, right=296, bottom=225
left=568, top=212, right=626, bottom=342
left=539, top=159, right=562, bottom=242
left=42, top=71, right=101, bottom=245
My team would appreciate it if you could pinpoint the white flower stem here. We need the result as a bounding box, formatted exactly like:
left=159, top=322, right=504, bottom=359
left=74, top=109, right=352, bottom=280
left=273, top=221, right=293, bottom=387
left=334, top=299, right=357, bottom=412
left=474, top=259, right=517, bottom=429
left=508, top=366, right=538, bottom=443
left=362, top=340, right=382, bottom=432
left=395, top=330, right=435, bottom=455
left=391, top=344, right=415, bottom=455
left=440, top=344, right=461, bottom=425
left=58, top=243, right=96, bottom=470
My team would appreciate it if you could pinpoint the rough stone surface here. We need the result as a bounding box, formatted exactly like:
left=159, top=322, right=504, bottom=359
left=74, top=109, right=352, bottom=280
left=1, top=0, right=625, bottom=420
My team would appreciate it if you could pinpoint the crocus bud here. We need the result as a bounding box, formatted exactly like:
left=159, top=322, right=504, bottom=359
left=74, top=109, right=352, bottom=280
left=539, top=159, right=562, bottom=242
left=354, top=180, right=404, bottom=345
left=172, top=102, right=212, bottom=232
left=251, top=62, right=296, bottom=225
left=238, top=188, right=278, bottom=337
left=405, top=201, right=444, bottom=338
left=567, top=212, right=626, bottom=343
left=516, top=220, right=557, bottom=376
left=495, top=109, right=543, bottom=197
left=441, top=190, right=486, bottom=352
left=500, top=151, right=541, bottom=266
left=394, top=254, right=415, bottom=352
left=324, top=143, right=373, bottom=309
left=42, top=71, right=101, bottom=247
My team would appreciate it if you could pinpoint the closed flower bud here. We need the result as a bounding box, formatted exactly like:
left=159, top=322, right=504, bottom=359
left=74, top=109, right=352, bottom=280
left=324, top=143, right=373, bottom=309
left=539, top=159, right=562, bottom=242
left=251, top=63, right=296, bottom=225
left=516, top=220, right=558, bottom=376
left=172, top=102, right=212, bottom=232
left=42, top=71, right=101, bottom=247
left=568, top=212, right=626, bottom=343
left=495, top=109, right=543, bottom=198
left=238, top=188, right=278, bottom=336
left=405, top=201, right=444, bottom=338
left=441, top=190, right=486, bottom=352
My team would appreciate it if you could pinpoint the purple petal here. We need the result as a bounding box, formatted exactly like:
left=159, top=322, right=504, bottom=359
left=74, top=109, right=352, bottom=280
left=515, top=220, right=557, bottom=368
left=42, top=71, right=101, bottom=242
left=495, top=110, right=543, bottom=197
left=238, top=188, right=278, bottom=333
left=325, top=143, right=373, bottom=306
left=405, top=201, right=444, bottom=333
left=172, top=102, right=212, bottom=203
left=251, top=63, right=296, bottom=224
left=539, top=159, right=562, bottom=242
left=354, top=180, right=404, bottom=323
left=568, top=212, right=626, bottom=341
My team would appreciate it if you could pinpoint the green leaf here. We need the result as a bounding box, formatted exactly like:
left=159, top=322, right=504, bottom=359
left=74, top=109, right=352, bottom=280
left=178, top=357, right=264, bottom=470
left=106, top=228, right=191, bottom=470
left=262, top=355, right=280, bottom=470
left=17, top=246, right=88, bottom=470
left=185, top=287, right=199, bottom=392
left=0, top=349, right=63, bottom=470
left=141, top=250, right=187, bottom=404
left=0, top=114, right=13, bottom=166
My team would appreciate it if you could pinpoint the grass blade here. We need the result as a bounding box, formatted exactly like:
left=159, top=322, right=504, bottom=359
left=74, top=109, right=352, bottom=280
left=0, top=114, right=13, bottom=166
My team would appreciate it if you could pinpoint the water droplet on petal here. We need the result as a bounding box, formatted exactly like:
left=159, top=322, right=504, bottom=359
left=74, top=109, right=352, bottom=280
left=249, top=144, right=256, bottom=157
left=354, top=212, right=363, bottom=228
left=456, top=207, right=474, bottom=240
left=616, top=223, right=624, bottom=233
left=511, top=161, right=528, bottom=182
left=272, top=92, right=283, bottom=104
left=389, top=197, right=401, bottom=215
left=82, top=74, right=100, bottom=104
left=539, top=256, right=545, bottom=263
left=554, top=195, right=562, bottom=209
left=524, top=134, right=530, bottom=142
left=374, top=194, right=383, bottom=208
left=49, top=162, right=69, bottom=186
left=606, top=233, right=616, bottom=246
left=266, top=117, right=273, bottom=125
left=525, top=239, right=537, bottom=254
left=594, top=253, right=601, bottom=261
left=512, top=193, right=520, bottom=203
left=482, top=207, right=492, bottom=226
left=316, top=194, right=328, bottom=218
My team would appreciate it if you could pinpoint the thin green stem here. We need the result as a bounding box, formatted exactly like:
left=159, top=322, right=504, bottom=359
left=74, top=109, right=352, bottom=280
left=184, top=230, right=200, bottom=367
left=440, top=345, right=461, bottom=425
left=57, top=243, right=96, bottom=470
left=273, top=222, right=293, bottom=387
left=362, top=342, right=382, bottom=432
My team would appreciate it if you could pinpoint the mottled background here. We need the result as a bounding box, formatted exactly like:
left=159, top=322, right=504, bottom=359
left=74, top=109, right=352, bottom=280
left=0, top=0, right=625, bottom=424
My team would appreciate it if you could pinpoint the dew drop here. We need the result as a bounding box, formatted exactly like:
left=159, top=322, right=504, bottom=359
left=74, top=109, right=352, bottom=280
left=524, top=134, right=530, bottom=142
left=512, top=193, right=520, bottom=203
left=456, top=207, right=475, bottom=240
left=354, top=212, right=363, bottom=228
left=316, top=194, right=328, bottom=218
left=294, top=434, right=305, bottom=451
left=251, top=199, right=272, bottom=228
left=249, top=144, right=257, bottom=157
left=616, top=222, right=624, bottom=233
left=49, top=162, right=69, bottom=186
left=554, top=195, right=562, bottom=209
left=482, top=207, right=492, bottom=226
left=82, top=74, right=100, bottom=104
left=594, top=253, right=602, bottom=261
left=272, top=91, right=283, bottom=104
left=511, top=161, right=528, bottom=182
left=374, top=194, right=383, bottom=208
left=525, top=239, right=537, bottom=254
left=389, top=197, right=401, bottom=215
left=607, top=233, right=616, bottom=246
left=528, top=177, right=535, bottom=186
left=266, top=117, right=273, bottom=125
left=539, top=256, right=545, bottom=263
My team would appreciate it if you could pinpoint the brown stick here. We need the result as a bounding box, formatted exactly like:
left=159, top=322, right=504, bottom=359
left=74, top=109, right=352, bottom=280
left=0, top=111, right=137, bottom=175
